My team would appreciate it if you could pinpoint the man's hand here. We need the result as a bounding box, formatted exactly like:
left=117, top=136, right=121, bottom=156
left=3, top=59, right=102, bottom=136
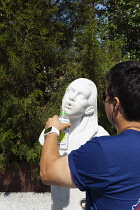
left=45, top=115, right=71, bottom=131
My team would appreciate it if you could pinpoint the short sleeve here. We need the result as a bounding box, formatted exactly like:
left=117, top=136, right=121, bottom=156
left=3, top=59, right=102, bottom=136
left=68, top=137, right=110, bottom=192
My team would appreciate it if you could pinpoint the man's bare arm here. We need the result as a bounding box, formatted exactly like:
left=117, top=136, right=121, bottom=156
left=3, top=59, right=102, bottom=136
left=40, top=115, right=76, bottom=188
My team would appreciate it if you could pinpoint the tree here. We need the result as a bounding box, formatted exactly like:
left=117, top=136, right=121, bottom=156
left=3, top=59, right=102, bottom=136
left=0, top=0, right=97, bottom=168
left=97, top=0, right=140, bottom=60
left=0, top=0, right=127, bottom=169
left=0, top=0, right=75, bottom=169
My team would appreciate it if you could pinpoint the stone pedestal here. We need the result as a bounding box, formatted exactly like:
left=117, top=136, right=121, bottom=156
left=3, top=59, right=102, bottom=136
left=51, top=186, right=85, bottom=210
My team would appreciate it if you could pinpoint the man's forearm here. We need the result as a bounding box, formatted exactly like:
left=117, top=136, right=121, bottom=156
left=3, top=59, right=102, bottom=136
left=40, top=133, right=60, bottom=184
left=39, top=115, right=75, bottom=188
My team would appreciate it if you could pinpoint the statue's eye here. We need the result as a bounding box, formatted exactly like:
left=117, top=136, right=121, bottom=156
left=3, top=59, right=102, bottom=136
left=67, top=88, right=74, bottom=94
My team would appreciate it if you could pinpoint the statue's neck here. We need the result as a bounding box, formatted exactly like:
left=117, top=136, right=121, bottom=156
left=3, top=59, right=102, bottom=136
left=69, top=117, right=82, bottom=134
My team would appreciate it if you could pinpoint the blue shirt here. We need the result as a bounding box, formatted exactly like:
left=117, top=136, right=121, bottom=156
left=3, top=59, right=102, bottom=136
left=68, top=130, right=140, bottom=210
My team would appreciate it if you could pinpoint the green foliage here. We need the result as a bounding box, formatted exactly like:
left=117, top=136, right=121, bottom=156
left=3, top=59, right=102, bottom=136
left=100, top=0, right=140, bottom=60
left=0, top=0, right=139, bottom=169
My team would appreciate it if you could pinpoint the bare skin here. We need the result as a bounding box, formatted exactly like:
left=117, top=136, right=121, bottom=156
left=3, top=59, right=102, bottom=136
left=40, top=115, right=76, bottom=188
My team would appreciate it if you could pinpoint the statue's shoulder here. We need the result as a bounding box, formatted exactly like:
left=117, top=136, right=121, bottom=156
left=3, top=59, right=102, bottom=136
left=96, top=125, right=110, bottom=137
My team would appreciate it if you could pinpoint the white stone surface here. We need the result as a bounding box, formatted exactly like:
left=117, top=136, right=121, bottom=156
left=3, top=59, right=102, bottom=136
left=39, top=78, right=110, bottom=210
left=51, top=78, right=110, bottom=210
left=0, top=192, right=51, bottom=210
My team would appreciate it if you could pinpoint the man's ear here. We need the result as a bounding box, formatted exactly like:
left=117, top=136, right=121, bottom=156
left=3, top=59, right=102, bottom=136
left=85, top=106, right=94, bottom=115
left=113, top=97, right=120, bottom=109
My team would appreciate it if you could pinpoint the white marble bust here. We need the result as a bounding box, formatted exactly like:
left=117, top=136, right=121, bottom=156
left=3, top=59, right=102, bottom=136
left=61, top=78, right=108, bottom=152
left=50, top=78, right=109, bottom=210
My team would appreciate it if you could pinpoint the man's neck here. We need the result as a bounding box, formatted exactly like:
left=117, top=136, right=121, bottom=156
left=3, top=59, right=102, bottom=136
left=117, top=121, right=140, bottom=134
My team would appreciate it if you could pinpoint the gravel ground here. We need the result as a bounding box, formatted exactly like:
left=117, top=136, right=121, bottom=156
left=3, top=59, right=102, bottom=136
left=0, top=192, right=51, bottom=210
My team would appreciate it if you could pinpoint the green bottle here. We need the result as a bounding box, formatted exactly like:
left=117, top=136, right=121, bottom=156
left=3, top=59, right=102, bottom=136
left=58, top=110, right=70, bottom=150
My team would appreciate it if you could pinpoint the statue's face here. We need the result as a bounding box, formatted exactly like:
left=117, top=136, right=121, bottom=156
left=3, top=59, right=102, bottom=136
left=62, top=80, right=92, bottom=119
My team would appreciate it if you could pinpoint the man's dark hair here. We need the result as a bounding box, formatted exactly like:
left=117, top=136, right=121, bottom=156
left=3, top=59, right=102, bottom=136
left=106, top=61, right=140, bottom=121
